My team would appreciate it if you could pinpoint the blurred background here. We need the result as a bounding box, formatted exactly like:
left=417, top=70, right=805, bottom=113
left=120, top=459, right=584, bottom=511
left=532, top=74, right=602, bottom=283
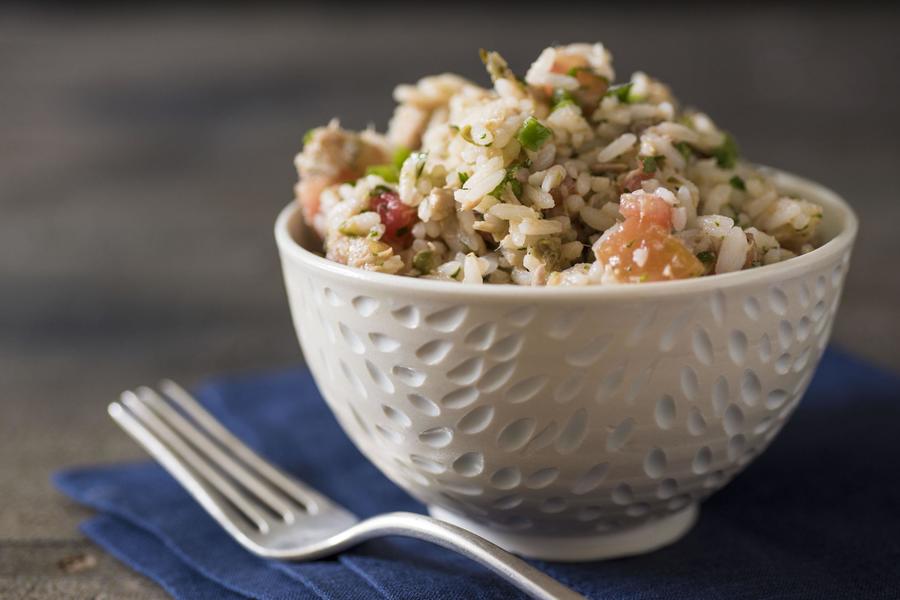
left=2, top=4, right=899, bottom=597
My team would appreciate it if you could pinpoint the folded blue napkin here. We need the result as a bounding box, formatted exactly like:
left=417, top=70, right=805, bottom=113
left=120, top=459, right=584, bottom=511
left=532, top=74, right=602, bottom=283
left=55, top=349, right=900, bottom=599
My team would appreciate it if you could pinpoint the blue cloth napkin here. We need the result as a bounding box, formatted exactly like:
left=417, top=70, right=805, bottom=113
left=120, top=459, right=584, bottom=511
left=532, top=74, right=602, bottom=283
left=55, top=349, right=900, bottom=599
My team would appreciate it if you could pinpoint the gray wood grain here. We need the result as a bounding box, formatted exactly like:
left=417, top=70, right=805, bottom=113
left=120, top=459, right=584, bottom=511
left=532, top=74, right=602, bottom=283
left=2, top=5, right=898, bottom=598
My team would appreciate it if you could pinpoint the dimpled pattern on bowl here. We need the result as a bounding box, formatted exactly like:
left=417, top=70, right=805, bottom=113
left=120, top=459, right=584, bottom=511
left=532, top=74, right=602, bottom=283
left=277, top=170, right=857, bottom=560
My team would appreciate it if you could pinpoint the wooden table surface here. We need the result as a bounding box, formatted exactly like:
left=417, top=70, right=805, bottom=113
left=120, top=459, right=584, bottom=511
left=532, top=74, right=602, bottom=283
left=2, top=6, right=899, bottom=598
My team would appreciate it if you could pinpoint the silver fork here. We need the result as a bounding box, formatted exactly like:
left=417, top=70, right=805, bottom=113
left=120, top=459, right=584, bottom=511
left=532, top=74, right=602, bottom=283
left=108, top=381, right=584, bottom=600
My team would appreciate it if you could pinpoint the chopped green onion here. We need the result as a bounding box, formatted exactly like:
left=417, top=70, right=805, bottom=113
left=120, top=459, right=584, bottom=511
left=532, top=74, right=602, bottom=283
left=458, top=172, right=470, bottom=186
left=729, top=175, right=746, bottom=191
left=697, top=251, right=716, bottom=264
left=392, top=146, right=412, bottom=169
left=641, top=155, right=665, bottom=174
left=412, top=250, right=436, bottom=274
left=365, top=164, right=399, bottom=183
left=605, top=82, right=634, bottom=103
left=712, top=133, right=739, bottom=169
left=516, top=117, right=552, bottom=151
left=302, top=128, right=316, bottom=144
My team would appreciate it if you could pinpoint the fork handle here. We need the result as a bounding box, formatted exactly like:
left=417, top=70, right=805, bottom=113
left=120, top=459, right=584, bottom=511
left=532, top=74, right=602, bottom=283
left=325, top=511, right=585, bottom=600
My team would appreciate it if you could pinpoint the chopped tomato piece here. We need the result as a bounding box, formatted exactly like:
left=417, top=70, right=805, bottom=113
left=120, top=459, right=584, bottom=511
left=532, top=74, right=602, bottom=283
left=595, top=194, right=703, bottom=283
left=370, top=190, right=417, bottom=250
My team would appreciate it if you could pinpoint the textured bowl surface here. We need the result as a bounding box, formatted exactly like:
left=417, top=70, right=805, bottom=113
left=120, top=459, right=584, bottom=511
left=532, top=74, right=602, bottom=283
left=275, top=169, right=857, bottom=560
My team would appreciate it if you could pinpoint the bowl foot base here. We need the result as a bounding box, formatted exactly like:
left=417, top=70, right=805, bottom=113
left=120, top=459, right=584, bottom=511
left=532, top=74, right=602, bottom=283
left=427, top=504, right=698, bottom=562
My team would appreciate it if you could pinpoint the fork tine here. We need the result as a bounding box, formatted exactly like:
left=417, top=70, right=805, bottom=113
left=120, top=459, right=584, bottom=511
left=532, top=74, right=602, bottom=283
left=159, top=379, right=330, bottom=513
left=138, top=386, right=296, bottom=523
left=108, top=401, right=264, bottom=547
left=119, top=390, right=272, bottom=534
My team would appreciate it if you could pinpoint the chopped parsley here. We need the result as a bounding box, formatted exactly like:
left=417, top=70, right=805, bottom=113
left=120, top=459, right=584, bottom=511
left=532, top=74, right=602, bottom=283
left=302, top=128, right=316, bottom=145
left=641, top=155, right=665, bottom=174
left=605, top=82, right=634, bottom=103
left=516, top=117, right=552, bottom=151
left=458, top=171, right=470, bottom=186
left=729, top=175, right=746, bottom=191
left=712, top=132, right=739, bottom=169
left=697, top=251, right=716, bottom=264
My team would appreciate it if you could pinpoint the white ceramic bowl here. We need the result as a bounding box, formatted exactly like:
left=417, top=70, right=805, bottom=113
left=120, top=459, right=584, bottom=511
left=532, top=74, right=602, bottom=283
left=275, top=169, right=857, bottom=561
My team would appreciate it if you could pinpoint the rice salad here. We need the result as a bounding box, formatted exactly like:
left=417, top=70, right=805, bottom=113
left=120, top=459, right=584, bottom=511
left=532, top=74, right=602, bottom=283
left=294, top=43, right=823, bottom=286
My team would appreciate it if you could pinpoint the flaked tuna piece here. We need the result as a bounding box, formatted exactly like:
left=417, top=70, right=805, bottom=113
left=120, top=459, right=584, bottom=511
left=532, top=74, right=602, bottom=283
left=294, top=120, right=390, bottom=226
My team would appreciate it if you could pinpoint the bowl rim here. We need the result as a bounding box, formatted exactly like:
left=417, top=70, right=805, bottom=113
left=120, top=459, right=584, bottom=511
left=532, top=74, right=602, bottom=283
left=275, top=167, right=858, bottom=300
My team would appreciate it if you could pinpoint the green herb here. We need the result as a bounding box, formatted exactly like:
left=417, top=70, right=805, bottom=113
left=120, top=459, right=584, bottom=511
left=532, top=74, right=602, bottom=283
left=674, top=141, right=694, bottom=160
left=516, top=117, right=552, bottom=151
left=489, top=164, right=523, bottom=198
left=729, top=175, right=746, bottom=191
left=392, top=146, right=412, bottom=169
left=641, top=155, right=665, bottom=174
left=365, top=164, right=400, bottom=183
left=551, top=88, right=578, bottom=112
left=712, top=132, right=739, bottom=169
left=370, top=185, right=391, bottom=196
left=302, top=128, right=316, bottom=145
left=458, top=172, right=470, bottom=186
left=605, top=82, right=634, bottom=103
left=412, top=250, right=437, bottom=273
left=697, top=251, right=716, bottom=264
